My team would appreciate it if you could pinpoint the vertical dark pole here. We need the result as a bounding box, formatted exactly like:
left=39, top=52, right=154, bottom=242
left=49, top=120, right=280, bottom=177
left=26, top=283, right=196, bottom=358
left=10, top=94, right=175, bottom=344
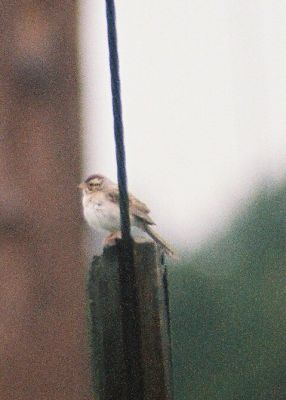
left=88, top=241, right=173, bottom=400
left=105, top=1, right=144, bottom=399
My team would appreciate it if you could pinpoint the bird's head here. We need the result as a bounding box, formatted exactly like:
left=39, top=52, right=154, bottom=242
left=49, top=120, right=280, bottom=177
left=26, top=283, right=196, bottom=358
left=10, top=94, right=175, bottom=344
left=78, top=174, right=105, bottom=194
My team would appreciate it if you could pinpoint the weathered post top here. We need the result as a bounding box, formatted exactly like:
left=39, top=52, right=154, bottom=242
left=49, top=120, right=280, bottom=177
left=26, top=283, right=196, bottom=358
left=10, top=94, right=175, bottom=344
left=88, top=238, right=173, bottom=400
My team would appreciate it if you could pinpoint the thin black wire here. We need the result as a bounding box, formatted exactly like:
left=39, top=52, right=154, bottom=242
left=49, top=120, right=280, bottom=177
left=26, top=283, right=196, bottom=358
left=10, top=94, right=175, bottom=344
left=105, top=0, right=131, bottom=242
left=105, top=2, right=144, bottom=398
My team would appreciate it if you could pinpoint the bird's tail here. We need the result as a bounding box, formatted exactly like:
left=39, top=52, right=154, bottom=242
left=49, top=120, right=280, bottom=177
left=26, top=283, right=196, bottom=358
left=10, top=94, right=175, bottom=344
left=144, top=225, right=178, bottom=259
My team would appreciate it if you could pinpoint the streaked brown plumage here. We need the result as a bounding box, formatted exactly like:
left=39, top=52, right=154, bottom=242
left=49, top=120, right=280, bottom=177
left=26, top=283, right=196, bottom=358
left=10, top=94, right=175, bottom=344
left=79, top=174, right=176, bottom=258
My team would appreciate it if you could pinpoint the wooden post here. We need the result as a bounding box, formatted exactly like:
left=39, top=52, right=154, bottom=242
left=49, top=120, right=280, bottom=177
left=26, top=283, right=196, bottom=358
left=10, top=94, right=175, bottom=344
left=88, top=239, right=173, bottom=400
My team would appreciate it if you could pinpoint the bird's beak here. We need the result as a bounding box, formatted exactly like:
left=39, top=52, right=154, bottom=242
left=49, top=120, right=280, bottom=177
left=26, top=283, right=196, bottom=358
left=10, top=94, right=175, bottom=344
left=78, top=182, right=86, bottom=190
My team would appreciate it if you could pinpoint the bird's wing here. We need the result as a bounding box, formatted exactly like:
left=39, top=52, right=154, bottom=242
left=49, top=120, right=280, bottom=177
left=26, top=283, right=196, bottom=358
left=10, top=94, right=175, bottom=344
left=106, top=187, right=155, bottom=226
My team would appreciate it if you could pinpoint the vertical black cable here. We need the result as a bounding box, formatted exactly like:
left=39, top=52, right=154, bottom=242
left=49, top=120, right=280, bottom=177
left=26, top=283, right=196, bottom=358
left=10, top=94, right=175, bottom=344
left=105, top=0, right=131, bottom=242
left=105, top=1, right=144, bottom=399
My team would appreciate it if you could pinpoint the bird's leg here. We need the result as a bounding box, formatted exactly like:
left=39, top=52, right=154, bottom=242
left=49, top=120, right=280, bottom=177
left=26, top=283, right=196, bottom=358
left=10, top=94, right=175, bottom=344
left=104, top=231, right=122, bottom=246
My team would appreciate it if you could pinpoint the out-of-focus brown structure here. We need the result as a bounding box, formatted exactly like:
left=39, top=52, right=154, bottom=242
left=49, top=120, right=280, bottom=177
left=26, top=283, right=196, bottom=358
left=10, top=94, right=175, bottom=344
left=0, top=2, right=92, bottom=399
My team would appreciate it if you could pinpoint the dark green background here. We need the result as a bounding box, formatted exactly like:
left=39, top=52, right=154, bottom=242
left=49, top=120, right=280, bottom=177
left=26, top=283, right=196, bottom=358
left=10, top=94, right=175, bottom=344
left=169, top=182, right=286, bottom=399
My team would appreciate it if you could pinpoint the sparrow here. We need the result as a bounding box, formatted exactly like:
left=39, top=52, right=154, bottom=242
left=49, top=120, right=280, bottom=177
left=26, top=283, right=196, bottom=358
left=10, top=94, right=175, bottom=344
left=78, top=174, right=176, bottom=258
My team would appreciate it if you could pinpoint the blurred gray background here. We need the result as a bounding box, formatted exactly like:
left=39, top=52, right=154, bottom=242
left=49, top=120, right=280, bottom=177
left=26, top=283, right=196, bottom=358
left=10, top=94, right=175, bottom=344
left=80, top=0, right=286, bottom=249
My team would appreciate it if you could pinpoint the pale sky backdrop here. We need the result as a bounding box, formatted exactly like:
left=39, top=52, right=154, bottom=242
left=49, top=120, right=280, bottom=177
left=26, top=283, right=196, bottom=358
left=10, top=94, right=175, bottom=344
left=79, top=1, right=286, bottom=249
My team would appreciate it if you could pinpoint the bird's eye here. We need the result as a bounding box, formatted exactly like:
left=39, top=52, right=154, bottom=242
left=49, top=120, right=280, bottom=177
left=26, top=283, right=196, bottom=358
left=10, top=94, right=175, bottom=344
left=88, top=182, right=100, bottom=190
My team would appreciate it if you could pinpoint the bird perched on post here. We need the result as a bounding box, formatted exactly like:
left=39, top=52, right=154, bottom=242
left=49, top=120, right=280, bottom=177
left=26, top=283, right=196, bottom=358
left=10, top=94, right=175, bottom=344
left=78, top=174, right=176, bottom=258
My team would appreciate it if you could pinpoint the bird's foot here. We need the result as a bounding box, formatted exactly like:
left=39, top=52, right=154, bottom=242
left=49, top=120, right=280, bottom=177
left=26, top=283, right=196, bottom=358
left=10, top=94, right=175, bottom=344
left=103, top=231, right=122, bottom=246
